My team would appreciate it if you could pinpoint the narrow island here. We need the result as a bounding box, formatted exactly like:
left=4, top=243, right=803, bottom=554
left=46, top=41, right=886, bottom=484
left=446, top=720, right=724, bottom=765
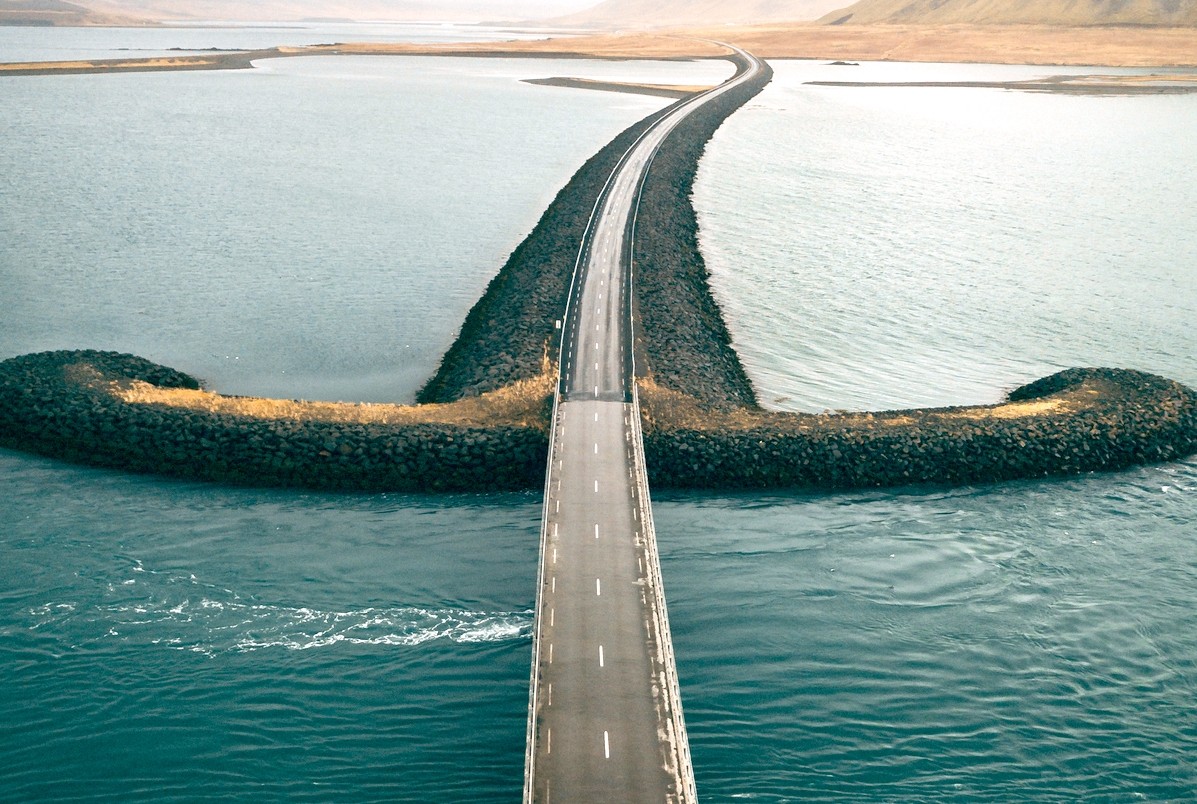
left=2, top=46, right=1195, bottom=492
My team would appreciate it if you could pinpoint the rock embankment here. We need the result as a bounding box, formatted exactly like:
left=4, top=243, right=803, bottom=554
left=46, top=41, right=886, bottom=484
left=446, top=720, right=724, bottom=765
left=631, top=54, right=771, bottom=410
left=418, top=50, right=772, bottom=407
left=640, top=368, right=1197, bottom=490
left=416, top=101, right=678, bottom=403
left=0, top=351, right=547, bottom=492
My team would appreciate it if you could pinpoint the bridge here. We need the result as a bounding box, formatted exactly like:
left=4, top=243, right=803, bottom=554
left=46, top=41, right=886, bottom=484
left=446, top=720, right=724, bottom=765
left=523, top=47, right=765, bottom=803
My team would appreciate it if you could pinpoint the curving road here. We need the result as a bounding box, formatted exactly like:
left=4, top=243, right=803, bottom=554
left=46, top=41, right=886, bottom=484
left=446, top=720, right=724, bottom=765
left=524, top=46, right=765, bottom=803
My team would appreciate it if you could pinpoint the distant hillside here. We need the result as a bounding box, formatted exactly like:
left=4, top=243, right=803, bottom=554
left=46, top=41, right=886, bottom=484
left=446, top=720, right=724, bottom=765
left=18, top=0, right=597, bottom=25
left=820, top=0, right=1197, bottom=26
left=548, top=0, right=849, bottom=29
left=0, top=0, right=145, bottom=25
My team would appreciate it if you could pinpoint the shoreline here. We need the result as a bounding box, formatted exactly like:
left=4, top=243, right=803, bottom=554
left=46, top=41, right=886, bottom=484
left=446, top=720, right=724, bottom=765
left=807, top=76, right=1197, bottom=94
left=3, top=24, right=1197, bottom=78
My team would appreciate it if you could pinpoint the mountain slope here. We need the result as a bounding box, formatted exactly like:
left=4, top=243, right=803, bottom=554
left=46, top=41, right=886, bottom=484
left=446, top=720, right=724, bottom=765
left=549, top=0, right=849, bottom=28
left=0, top=0, right=146, bottom=25
left=820, top=0, right=1197, bottom=26
left=27, top=0, right=596, bottom=24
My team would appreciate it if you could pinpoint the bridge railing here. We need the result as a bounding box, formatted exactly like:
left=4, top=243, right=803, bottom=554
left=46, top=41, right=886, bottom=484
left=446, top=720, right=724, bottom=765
left=630, top=385, right=698, bottom=803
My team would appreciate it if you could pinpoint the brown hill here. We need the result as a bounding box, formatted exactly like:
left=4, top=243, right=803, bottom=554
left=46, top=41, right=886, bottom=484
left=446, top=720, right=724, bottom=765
left=820, top=0, right=1197, bottom=26
left=0, top=0, right=145, bottom=25
left=17, top=0, right=599, bottom=25
left=547, top=0, right=849, bottom=29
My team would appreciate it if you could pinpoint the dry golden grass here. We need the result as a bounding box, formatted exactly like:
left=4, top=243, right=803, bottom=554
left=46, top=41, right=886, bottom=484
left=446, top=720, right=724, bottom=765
left=675, top=22, right=1197, bottom=67
left=319, top=34, right=730, bottom=60
left=328, top=24, right=1197, bottom=67
left=4, top=25, right=1193, bottom=76
left=637, top=377, right=1076, bottom=433
left=107, top=371, right=556, bottom=430
left=0, top=56, right=227, bottom=72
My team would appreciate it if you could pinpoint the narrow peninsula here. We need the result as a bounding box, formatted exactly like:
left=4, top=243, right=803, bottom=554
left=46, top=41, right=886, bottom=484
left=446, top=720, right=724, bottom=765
left=2, top=46, right=1195, bottom=492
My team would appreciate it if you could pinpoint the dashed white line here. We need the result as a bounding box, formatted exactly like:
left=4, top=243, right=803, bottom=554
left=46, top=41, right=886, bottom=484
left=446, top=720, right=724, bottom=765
left=596, top=578, right=601, bottom=596
left=599, top=645, right=605, bottom=667
left=594, top=442, right=599, bottom=454
left=594, top=523, right=600, bottom=539
left=604, top=731, right=610, bottom=759
left=550, top=608, right=554, bottom=626
left=594, top=480, right=599, bottom=493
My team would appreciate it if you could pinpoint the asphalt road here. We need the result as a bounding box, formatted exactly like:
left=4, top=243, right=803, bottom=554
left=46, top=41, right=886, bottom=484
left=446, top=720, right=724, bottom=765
left=525, top=46, right=764, bottom=804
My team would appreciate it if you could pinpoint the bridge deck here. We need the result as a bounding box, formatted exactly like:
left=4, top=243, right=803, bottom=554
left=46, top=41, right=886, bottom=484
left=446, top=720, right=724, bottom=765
left=528, top=399, right=683, bottom=801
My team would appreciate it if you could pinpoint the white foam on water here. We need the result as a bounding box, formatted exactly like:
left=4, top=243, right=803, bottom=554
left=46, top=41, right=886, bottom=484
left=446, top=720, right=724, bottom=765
left=29, top=587, right=532, bottom=656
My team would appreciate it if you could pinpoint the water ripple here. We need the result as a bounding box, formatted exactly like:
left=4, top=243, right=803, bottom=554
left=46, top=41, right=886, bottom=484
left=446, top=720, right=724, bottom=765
left=26, top=579, right=532, bottom=656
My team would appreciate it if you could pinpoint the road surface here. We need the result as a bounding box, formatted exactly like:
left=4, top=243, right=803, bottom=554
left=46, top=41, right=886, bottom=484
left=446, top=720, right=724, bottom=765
left=524, top=46, right=765, bottom=804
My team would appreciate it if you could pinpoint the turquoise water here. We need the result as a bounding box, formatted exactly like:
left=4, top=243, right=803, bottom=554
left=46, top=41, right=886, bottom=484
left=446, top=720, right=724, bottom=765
left=3, top=46, right=1197, bottom=801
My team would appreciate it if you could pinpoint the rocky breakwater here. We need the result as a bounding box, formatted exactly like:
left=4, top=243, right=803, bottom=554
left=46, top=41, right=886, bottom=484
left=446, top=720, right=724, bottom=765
left=417, top=50, right=773, bottom=407
left=0, top=350, right=550, bottom=492
left=416, top=98, right=680, bottom=404
left=631, top=53, right=772, bottom=410
left=639, top=368, right=1197, bottom=490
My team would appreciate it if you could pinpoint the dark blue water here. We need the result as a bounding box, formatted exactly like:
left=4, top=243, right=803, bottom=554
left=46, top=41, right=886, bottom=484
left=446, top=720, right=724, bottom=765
left=0, top=452, right=538, bottom=801
left=3, top=44, right=1197, bottom=801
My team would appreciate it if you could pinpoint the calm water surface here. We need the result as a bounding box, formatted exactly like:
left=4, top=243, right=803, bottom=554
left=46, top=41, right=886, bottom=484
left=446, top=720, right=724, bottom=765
left=0, top=21, right=554, bottom=63
left=696, top=60, right=1197, bottom=412
left=3, top=46, right=1197, bottom=801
